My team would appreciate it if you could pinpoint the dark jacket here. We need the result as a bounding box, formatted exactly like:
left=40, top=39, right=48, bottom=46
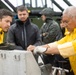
left=40, top=19, right=62, bottom=44
left=7, top=18, right=41, bottom=50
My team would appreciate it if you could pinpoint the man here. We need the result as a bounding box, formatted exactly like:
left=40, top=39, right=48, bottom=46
left=40, top=8, right=62, bottom=44
left=0, top=9, right=13, bottom=44
left=30, top=6, right=76, bottom=75
left=7, top=5, right=41, bottom=50
left=39, top=7, right=63, bottom=66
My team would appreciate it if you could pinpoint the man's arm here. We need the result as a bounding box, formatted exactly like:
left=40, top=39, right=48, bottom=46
left=34, top=42, right=59, bottom=54
left=33, top=42, right=75, bottom=58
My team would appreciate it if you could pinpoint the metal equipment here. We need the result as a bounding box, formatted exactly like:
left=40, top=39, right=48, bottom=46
left=0, top=50, right=41, bottom=75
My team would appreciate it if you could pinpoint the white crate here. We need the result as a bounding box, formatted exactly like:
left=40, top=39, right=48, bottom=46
left=0, top=50, right=41, bottom=75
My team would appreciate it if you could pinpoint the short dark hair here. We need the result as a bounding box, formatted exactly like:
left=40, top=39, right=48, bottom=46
left=17, top=5, right=28, bottom=13
left=0, top=9, right=13, bottom=19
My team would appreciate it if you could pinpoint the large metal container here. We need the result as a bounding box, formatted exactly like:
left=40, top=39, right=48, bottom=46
left=0, top=50, right=41, bottom=75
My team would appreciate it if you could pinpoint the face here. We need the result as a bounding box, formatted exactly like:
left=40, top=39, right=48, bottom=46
left=17, top=10, right=29, bottom=22
left=60, top=14, right=76, bottom=32
left=41, top=14, right=46, bottom=21
left=60, top=17, right=67, bottom=29
left=0, top=16, right=12, bottom=32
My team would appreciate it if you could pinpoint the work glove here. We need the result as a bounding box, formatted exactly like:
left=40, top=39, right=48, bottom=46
left=34, top=46, right=47, bottom=54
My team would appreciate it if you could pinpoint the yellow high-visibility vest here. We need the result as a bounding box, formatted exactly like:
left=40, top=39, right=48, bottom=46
left=57, top=28, right=76, bottom=75
left=0, top=28, right=4, bottom=44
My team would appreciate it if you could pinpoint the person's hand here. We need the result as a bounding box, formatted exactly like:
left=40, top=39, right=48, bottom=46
left=42, top=32, right=48, bottom=36
left=27, top=45, right=35, bottom=51
left=34, top=46, right=47, bottom=54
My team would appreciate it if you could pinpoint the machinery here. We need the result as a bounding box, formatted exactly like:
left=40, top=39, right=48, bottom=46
left=0, top=50, right=41, bottom=75
left=0, top=43, right=69, bottom=75
left=0, top=49, right=69, bottom=75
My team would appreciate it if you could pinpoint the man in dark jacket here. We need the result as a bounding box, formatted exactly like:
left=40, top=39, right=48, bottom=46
left=39, top=8, right=62, bottom=65
left=40, top=8, right=62, bottom=43
left=7, top=5, right=41, bottom=50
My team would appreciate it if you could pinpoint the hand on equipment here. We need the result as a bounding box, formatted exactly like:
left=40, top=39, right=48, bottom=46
left=34, top=46, right=47, bottom=54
